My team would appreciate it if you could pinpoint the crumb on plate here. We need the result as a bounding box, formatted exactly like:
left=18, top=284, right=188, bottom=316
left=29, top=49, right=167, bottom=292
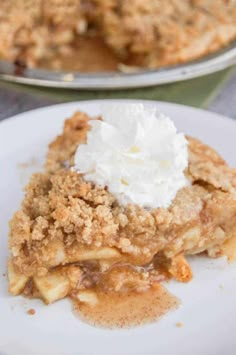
left=176, top=322, right=183, bottom=328
left=27, top=308, right=36, bottom=315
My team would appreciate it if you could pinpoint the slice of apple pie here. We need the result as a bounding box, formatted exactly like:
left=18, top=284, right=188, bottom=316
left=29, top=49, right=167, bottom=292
left=8, top=105, right=236, bottom=319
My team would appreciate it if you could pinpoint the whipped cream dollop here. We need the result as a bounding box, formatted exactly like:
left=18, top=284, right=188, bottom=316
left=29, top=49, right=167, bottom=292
left=74, top=103, right=188, bottom=209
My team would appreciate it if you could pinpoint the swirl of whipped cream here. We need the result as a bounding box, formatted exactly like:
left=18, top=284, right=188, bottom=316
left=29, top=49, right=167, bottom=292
left=74, top=103, right=188, bottom=209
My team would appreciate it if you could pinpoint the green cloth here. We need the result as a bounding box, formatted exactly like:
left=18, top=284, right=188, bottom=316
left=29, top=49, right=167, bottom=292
left=0, top=66, right=235, bottom=108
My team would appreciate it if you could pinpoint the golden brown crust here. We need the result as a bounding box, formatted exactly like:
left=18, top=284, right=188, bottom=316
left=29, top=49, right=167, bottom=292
left=187, top=136, right=236, bottom=192
left=46, top=111, right=92, bottom=172
left=92, top=0, right=236, bottom=67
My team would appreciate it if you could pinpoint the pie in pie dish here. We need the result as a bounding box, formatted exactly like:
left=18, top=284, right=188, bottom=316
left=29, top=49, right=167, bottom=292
left=8, top=105, right=236, bottom=326
left=0, top=0, right=236, bottom=72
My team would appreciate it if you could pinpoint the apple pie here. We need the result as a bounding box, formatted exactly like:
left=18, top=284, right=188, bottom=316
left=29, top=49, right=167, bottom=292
left=0, top=0, right=236, bottom=71
left=8, top=108, right=236, bottom=316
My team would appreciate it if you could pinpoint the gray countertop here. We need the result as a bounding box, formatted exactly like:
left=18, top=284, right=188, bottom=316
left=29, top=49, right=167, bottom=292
left=0, top=70, right=235, bottom=122
left=208, top=70, right=236, bottom=119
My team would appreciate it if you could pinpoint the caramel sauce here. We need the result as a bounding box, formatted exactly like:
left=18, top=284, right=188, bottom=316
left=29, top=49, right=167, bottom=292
left=74, top=285, right=179, bottom=328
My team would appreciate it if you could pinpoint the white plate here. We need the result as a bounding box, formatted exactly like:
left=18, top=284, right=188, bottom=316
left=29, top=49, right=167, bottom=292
left=0, top=100, right=236, bottom=355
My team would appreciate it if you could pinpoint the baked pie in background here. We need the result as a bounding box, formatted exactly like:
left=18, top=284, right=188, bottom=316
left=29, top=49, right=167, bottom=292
left=0, top=0, right=236, bottom=72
